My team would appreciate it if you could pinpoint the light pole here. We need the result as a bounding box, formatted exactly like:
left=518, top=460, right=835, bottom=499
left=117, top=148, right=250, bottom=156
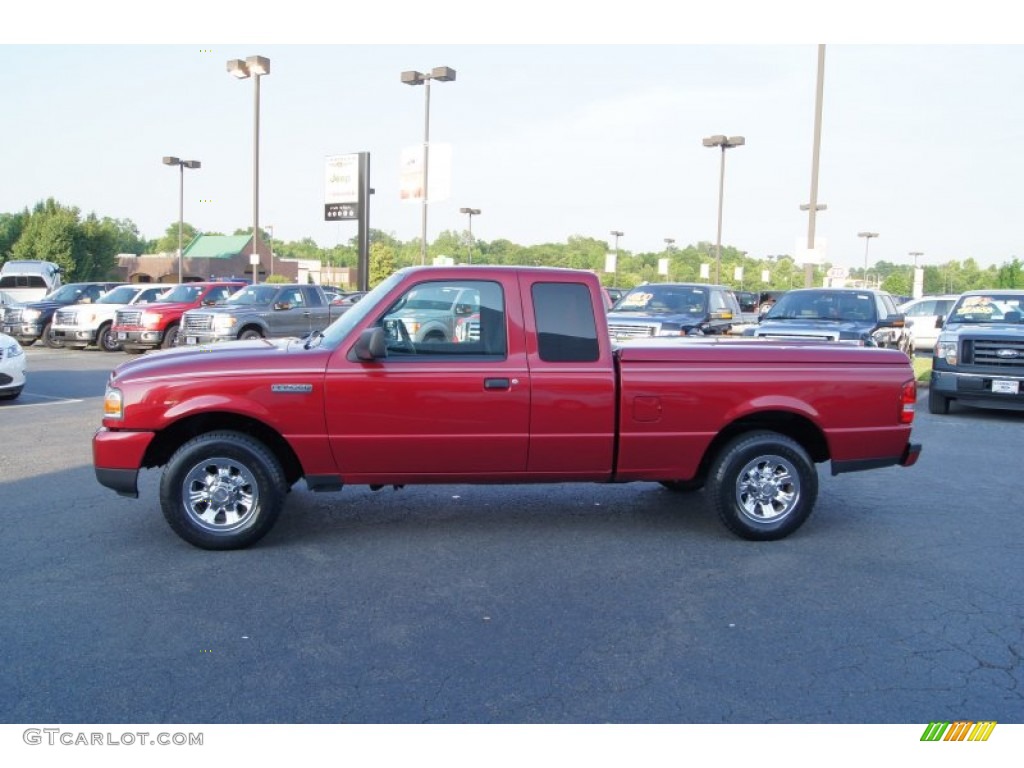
left=402, top=66, right=456, bottom=265
left=459, top=207, right=480, bottom=264
left=610, top=230, right=624, bottom=287
left=664, top=238, right=675, bottom=250
left=703, top=134, right=745, bottom=284
left=162, top=156, right=201, bottom=283
left=858, top=231, right=879, bottom=287
left=266, top=224, right=275, bottom=279
left=227, top=55, right=271, bottom=283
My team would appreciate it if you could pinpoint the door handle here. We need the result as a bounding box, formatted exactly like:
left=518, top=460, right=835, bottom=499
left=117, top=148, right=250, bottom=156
left=483, top=378, right=511, bottom=391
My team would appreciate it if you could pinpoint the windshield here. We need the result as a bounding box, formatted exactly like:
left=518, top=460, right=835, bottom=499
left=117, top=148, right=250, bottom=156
left=97, top=286, right=140, bottom=304
left=43, top=284, right=92, bottom=302
left=765, top=291, right=876, bottom=322
left=158, top=285, right=204, bottom=303
left=225, top=285, right=280, bottom=306
left=319, top=271, right=407, bottom=347
left=947, top=295, right=1024, bottom=323
left=611, top=286, right=708, bottom=314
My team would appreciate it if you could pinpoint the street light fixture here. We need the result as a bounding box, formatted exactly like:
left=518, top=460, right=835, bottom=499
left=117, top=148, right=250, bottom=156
left=162, top=156, right=201, bottom=283
left=459, top=207, right=480, bottom=264
left=664, top=238, right=675, bottom=249
left=227, top=55, right=271, bottom=283
left=402, top=65, right=456, bottom=265
left=858, top=231, right=879, bottom=287
left=703, top=134, right=745, bottom=284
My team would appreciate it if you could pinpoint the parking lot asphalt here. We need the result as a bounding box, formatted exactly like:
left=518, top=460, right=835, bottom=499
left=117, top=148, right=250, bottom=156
left=1, top=345, right=1021, bottom=724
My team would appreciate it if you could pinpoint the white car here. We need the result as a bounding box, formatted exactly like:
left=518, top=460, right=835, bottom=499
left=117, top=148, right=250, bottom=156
left=899, top=295, right=960, bottom=352
left=0, top=330, right=27, bottom=400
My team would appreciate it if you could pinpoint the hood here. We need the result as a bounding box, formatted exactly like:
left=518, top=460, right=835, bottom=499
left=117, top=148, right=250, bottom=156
left=111, top=337, right=324, bottom=383
left=943, top=321, right=1024, bottom=338
left=607, top=310, right=704, bottom=324
left=754, top=318, right=875, bottom=337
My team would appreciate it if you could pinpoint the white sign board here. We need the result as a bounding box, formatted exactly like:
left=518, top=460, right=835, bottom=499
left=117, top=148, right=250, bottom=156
left=761, top=269, right=770, bottom=283
left=700, top=263, right=710, bottom=280
left=604, top=252, right=617, bottom=274
left=734, top=266, right=744, bottom=281
left=325, top=154, right=359, bottom=205
left=399, top=144, right=452, bottom=203
left=658, top=258, right=669, bottom=276
left=795, top=237, right=827, bottom=266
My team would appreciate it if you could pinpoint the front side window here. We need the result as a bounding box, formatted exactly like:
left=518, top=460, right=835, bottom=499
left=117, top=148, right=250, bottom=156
left=379, top=279, right=505, bottom=358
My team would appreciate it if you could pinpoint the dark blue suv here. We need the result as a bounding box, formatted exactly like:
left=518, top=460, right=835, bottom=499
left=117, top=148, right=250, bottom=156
left=748, top=288, right=911, bottom=353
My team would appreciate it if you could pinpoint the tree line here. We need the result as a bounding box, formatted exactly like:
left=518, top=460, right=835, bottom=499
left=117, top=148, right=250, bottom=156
left=2, top=198, right=1021, bottom=296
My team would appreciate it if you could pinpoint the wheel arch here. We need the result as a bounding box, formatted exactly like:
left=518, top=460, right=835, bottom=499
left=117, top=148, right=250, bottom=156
left=690, top=410, right=829, bottom=486
left=141, top=412, right=304, bottom=487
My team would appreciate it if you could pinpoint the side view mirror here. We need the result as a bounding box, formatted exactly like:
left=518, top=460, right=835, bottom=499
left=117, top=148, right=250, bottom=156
left=935, top=317, right=945, bottom=329
left=353, top=327, right=387, bottom=361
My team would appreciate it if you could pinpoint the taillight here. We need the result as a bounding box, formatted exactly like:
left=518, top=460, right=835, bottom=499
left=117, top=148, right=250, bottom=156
left=899, top=379, right=916, bottom=424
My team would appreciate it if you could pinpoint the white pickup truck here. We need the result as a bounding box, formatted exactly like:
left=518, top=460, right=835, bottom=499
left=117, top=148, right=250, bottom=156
left=50, top=284, right=172, bottom=351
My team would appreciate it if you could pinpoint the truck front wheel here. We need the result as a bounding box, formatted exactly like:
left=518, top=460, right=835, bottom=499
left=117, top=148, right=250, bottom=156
left=159, top=431, right=288, bottom=550
left=98, top=323, right=122, bottom=352
left=706, top=431, right=818, bottom=541
left=161, top=323, right=179, bottom=349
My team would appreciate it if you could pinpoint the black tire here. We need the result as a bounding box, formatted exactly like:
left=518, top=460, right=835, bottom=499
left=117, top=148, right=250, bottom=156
left=239, top=328, right=263, bottom=341
left=928, top=387, right=950, bottom=415
left=706, top=431, right=818, bottom=541
left=42, top=322, right=64, bottom=349
left=97, top=323, right=122, bottom=352
left=159, top=431, right=288, bottom=550
left=161, top=323, right=179, bottom=349
left=659, top=479, right=704, bottom=492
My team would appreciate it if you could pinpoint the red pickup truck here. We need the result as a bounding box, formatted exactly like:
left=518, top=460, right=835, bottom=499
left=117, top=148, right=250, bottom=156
left=93, top=266, right=921, bottom=550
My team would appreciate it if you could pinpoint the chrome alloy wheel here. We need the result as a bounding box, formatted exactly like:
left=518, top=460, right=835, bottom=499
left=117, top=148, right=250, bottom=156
left=734, top=454, right=801, bottom=524
left=182, top=457, right=260, bottom=533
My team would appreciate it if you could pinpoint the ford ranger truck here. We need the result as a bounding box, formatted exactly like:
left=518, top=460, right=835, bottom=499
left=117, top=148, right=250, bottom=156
left=178, top=283, right=333, bottom=344
left=93, top=266, right=921, bottom=550
left=113, top=281, right=247, bottom=353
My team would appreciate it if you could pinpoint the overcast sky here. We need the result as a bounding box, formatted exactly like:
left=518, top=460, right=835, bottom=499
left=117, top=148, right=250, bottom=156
left=2, top=4, right=1021, bottom=272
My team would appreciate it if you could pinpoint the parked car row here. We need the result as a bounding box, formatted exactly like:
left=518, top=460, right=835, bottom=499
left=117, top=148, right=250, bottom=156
left=0, top=281, right=361, bottom=353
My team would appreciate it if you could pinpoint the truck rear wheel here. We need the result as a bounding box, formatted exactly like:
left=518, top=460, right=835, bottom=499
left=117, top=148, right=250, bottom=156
left=159, top=431, right=288, bottom=550
left=706, top=431, right=817, bottom=541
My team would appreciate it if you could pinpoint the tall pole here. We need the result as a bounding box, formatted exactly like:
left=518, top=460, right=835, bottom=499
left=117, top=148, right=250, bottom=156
left=715, top=147, right=727, bottom=285
left=177, top=164, right=184, bottom=283
left=805, top=44, right=826, bottom=288
left=421, top=78, right=431, bottom=265
left=859, top=232, right=879, bottom=286
left=252, top=72, right=262, bottom=282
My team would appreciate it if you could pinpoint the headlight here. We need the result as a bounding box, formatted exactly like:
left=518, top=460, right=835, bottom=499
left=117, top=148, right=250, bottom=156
left=22, top=309, right=41, bottom=321
left=935, top=339, right=958, bottom=365
left=4, top=342, right=23, bottom=358
left=103, top=387, right=124, bottom=420
left=141, top=311, right=163, bottom=328
left=213, top=315, right=237, bottom=330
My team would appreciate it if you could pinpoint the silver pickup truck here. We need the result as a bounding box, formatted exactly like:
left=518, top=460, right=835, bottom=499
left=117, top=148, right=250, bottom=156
left=179, top=284, right=335, bottom=344
left=383, top=284, right=479, bottom=343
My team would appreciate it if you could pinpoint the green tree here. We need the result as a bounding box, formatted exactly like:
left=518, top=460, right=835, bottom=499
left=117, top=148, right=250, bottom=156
left=11, top=199, right=82, bottom=278
left=152, top=222, right=201, bottom=254
left=369, top=240, right=397, bottom=287
left=0, top=210, right=29, bottom=262
left=997, top=258, right=1022, bottom=288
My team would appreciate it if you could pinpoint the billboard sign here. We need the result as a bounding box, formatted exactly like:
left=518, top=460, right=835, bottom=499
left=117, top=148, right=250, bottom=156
left=324, top=154, right=361, bottom=221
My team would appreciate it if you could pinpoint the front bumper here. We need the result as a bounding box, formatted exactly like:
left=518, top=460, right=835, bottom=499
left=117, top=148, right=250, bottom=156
left=92, top=428, right=156, bottom=498
left=931, top=368, right=1024, bottom=410
left=2, top=322, right=43, bottom=341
